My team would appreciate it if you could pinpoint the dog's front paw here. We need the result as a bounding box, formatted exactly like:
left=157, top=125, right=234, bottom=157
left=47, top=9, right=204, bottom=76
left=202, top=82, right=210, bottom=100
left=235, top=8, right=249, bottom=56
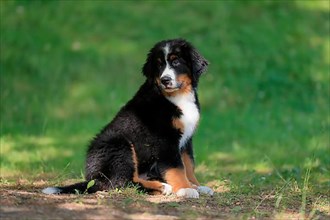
left=161, top=183, right=173, bottom=196
left=176, top=188, right=199, bottom=198
left=197, top=186, right=214, bottom=196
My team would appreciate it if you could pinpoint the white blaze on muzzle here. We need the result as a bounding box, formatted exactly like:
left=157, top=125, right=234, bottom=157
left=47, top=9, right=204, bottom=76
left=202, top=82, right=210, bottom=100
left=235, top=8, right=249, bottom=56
left=160, top=44, right=179, bottom=90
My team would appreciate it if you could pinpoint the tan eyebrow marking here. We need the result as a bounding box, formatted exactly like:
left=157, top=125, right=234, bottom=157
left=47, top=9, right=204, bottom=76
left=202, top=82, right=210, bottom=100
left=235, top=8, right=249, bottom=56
left=169, top=54, right=178, bottom=61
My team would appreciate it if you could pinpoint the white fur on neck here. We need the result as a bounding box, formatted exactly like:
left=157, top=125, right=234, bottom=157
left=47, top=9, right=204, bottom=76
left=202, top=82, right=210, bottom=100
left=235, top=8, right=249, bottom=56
left=167, top=91, right=199, bottom=149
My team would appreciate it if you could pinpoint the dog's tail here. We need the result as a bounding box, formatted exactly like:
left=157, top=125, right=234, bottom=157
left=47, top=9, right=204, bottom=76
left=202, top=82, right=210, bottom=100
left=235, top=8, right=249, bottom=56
left=42, top=180, right=99, bottom=194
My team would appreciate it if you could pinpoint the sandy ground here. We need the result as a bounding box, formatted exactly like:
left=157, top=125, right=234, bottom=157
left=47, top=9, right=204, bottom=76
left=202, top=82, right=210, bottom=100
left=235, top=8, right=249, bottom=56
left=1, top=182, right=328, bottom=220
left=0, top=187, right=226, bottom=220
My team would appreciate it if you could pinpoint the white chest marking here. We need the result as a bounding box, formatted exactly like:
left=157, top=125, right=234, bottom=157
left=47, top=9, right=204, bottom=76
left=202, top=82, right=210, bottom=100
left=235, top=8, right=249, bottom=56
left=167, top=92, right=200, bottom=149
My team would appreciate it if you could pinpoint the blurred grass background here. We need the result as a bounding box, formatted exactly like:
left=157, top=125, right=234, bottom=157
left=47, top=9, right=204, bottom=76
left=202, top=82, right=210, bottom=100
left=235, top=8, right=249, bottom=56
left=0, top=0, right=329, bottom=200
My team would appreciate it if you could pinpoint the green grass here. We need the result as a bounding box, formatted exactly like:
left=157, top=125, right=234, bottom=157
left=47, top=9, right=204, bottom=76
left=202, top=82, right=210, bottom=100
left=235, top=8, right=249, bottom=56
left=1, top=0, right=329, bottom=218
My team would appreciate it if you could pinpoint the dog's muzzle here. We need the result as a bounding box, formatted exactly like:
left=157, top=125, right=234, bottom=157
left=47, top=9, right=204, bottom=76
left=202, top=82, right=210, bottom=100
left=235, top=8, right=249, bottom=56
left=159, top=76, right=182, bottom=92
left=160, top=76, right=172, bottom=87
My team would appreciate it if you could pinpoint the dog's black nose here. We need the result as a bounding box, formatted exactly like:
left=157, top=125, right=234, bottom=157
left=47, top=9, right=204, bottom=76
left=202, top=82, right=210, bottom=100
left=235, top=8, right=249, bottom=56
left=160, top=76, right=172, bottom=86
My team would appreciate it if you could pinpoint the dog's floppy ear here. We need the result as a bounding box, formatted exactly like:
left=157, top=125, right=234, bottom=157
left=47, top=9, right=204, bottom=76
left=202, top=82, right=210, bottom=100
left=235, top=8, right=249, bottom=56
left=181, top=40, right=208, bottom=87
left=179, top=40, right=208, bottom=76
left=186, top=43, right=209, bottom=76
left=190, top=47, right=208, bottom=76
left=142, top=50, right=154, bottom=82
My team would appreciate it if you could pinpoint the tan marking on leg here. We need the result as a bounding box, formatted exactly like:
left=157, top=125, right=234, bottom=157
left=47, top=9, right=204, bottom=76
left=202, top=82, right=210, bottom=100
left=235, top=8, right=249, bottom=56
left=164, top=168, right=191, bottom=192
left=172, top=118, right=184, bottom=133
left=131, top=146, right=164, bottom=192
left=182, top=152, right=200, bottom=186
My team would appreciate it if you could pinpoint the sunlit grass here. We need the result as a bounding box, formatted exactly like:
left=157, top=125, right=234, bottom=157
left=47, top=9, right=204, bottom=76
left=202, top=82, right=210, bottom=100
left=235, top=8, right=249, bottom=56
left=296, top=0, right=330, bottom=11
left=0, top=134, right=87, bottom=178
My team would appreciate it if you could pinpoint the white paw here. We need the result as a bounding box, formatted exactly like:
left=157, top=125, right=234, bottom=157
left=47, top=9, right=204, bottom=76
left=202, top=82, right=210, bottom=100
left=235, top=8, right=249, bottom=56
left=161, top=183, right=173, bottom=196
left=176, top=188, right=199, bottom=198
left=197, top=186, right=214, bottom=196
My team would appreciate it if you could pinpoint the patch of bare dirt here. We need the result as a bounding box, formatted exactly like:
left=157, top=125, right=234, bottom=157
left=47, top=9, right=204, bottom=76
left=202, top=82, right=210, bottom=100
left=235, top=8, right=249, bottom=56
left=0, top=186, right=228, bottom=220
left=1, top=182, right=329, bottom=220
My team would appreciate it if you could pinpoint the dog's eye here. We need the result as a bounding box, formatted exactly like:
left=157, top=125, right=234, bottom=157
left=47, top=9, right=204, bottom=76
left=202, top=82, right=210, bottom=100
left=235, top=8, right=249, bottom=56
left=172, top=59, right=179, bottom=66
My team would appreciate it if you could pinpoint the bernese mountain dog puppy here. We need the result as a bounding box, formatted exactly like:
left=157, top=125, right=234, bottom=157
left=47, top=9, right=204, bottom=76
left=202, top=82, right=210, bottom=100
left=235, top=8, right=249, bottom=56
left=43, top=39, right=214, bottom=198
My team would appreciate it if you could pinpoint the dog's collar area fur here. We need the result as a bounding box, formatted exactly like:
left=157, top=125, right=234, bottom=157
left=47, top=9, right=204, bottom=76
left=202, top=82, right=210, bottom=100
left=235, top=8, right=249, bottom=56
left=166, top=90, right=200, bottom=149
